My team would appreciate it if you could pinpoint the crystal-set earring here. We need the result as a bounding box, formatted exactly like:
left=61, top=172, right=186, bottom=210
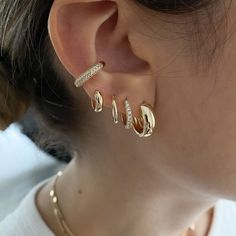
left=121, top=99, right=133, bottom=129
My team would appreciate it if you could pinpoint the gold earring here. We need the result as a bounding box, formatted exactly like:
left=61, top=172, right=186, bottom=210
left=112, top=96, right=119, bottom=124
left=74, top=61, right=105, bottom=88
left=121, top=99, right=133, bottom=129
left=91, top=90, right=103, bottom=112
left=132, top=103, right=156, bottom=138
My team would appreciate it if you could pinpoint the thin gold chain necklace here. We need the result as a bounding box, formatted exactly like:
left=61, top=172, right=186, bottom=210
left=50, top=171, right=74, bottom=236
left=49, top=171, right=195, bottom=236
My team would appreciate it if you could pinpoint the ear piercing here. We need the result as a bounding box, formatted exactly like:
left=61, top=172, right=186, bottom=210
left=112, top=96, right=119, bottom=124
left=90, top=91, right=156, bottom=137
left=74, top=61, right=105, bottom=88
left=132, top=103, right=156, bottom=137
left=121, top=99, right=133, bottom=129
left=74, top=61, right=156, bottom=137
left=91, top=90, right=103, bottom=112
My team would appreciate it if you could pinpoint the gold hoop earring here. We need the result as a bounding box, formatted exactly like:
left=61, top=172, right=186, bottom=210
left=91, top=90, right=103, bottom=112
left=74, top=61, right=105, bottom=88
left=132, top=103, right=156, bottom=137
left=112, top=96, right=119, bottom=124
left=121, top=99, right=133, bottom=129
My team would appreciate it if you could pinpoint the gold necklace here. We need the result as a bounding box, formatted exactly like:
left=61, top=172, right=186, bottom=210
left=49, top=171, right=195, bottom=236
left=50, top=171, right=74, bottom=236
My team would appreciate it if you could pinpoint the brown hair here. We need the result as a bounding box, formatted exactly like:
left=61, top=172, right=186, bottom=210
left=0, top=60, right=28, bottom=129
left=0, top=0, right=78, bottom=131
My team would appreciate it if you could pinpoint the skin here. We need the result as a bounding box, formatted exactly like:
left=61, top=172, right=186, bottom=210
left=37, top=0, right=236, bottom=235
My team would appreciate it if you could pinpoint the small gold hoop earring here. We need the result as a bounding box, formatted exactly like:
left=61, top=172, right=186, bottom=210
left=91, top=90, right=103, bottom=112
left=112, top=96, right=119, bottom=124
left=132, top=103, right=156, bottom=138
left=74, top=61, right=105, bottom=88
left=121, top=99, right=133, bottom=129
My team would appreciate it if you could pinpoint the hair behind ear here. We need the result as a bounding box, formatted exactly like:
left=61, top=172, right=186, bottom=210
left=0, top=60, right=28, bottom=130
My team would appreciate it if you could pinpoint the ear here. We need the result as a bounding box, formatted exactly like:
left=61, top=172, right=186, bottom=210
left=48, top=0, right=156, bottom=117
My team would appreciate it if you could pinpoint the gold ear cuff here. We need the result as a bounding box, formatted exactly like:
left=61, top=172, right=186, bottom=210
left=121, top=99, right=133, bottom=129
left=132, top=103, right=156, bottom=138
left=120, top=99, right=156, bottom=137
left=74, top=61, right=105, bottom=88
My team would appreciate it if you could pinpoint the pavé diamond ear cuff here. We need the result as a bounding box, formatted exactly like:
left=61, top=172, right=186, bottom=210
left=74, top=61, right=105, bottom=88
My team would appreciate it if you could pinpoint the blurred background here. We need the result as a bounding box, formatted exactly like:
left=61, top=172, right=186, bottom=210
left=0, top=109, right=71, bottom=220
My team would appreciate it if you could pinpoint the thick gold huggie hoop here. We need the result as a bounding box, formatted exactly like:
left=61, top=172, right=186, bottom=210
left=74, top=61, right=105, bottom=88
left=91, top=90, right=103, bottom=112
left=112, top=96, right=119, bottom=124
left=121, top=99, right=133, bottom=129
left=132, top=103, right=156, bottom=138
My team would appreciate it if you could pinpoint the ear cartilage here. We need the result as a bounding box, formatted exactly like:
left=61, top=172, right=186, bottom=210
left=74, top=61, right=105, bottom=88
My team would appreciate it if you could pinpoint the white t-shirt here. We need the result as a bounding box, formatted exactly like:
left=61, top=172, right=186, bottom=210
left=0, top=179, right=54, bottom=236
left=1, top=179, right=236, bottom=236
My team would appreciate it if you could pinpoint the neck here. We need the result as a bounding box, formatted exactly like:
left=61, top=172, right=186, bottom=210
left=37, top=145, right=217, bottom=236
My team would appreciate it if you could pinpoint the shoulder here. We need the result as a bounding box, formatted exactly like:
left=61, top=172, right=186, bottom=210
left=208, top=199, right=236, bottom=236
left=0, top=179, right=55, bottom=236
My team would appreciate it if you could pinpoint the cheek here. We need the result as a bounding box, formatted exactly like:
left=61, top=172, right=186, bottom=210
left=154, top=50, right=236, bottom=200
left=124, top=1, right=236, bottom=199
